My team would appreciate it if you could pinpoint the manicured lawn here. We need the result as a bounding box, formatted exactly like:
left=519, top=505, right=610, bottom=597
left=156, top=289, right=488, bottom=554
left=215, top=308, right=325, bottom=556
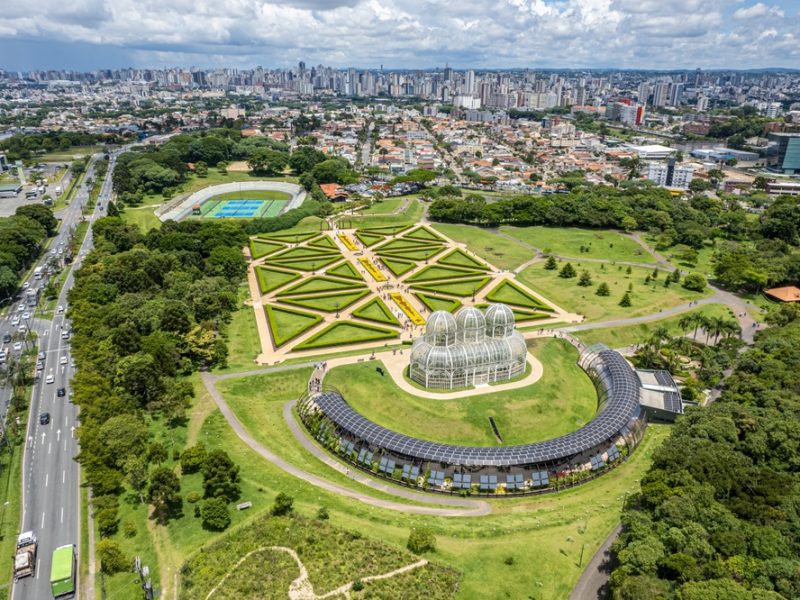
left=404, top=226, right=446, bottom=242
left=415, top=292, right=462, bottom=313
left=122, top=205, right=162, bottom=233
left=485, top=279, right=554, bottom=311
left=270, top=255, right=342, bottom=271
left=380, top=257, right=416, bottom=277
left=277, top=276, right=365, bottom=296
left=573, top=303, right=736, bottom=348
left=271, top=246, right=340, bottom=260
left=378, top=247, right=446, bottom=262
left=352, top=297, right=401, bottom=326
left=36, top=144, right=104, bottom=161
left=411, top=276, right=492, bottom=297
left=375, top=237, right=442, bottom=253
left=355, top=231, right=385, bottom=247
left=216, top=286, right=261, bottom=372
left=255, top=266, right=300, bottom=294
left=431, top=223, right=532, bottom=271
left=359, top=197, right=405, bottom=214
left=307, top=234, right=338, bottom=249
left=0, top=440, right=23, bottom=592
left=293, top=322, right=398, bottom=350
left=325, top=338, right=596, bottom=446
left=502, top=226, right=656, bottom=263
left=405, top=265, right=485, bottom=283
left=265, top=305, right=322, bottom=346
left=260, top=231, right=317, bottom=243
left=278, top=289, right=371, bottom=312
left=249, top=239, right=285, bottom=259
left=437, top=248, right=489, bottom=270
left=325, top=260, right=363, bottom=281
left=517, top=260, right=714, bottom=322
left=341, top=198, right=424, bottom=229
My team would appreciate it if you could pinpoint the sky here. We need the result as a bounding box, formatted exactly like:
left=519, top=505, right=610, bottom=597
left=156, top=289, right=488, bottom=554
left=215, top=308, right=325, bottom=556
left=0, top=0, right=798, bottom=71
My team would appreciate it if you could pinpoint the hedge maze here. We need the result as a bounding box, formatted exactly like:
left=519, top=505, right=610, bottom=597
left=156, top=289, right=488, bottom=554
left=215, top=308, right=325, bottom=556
left=249, top=224, right=560, bottom=354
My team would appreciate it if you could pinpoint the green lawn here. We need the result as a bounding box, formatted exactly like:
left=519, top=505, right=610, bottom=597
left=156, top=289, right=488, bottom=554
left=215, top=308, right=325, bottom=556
left=405, top=226, right=446, bottom=242
left=256, top=266, right=300, bottom=294
left=381, top=257, right=416, bottom=277
left=207, top=190, right=292, bottom=202
left=122, top=205, right=162, bottom=233
left=325, top=260, right=362, bottom=281
left=340, top=198, right=424, bottom=229
left=573, top=303, right=736, bottom=348
left=352, top=297, right=401, bottom=326
left=411, top=276, right=492, bottom=297
left=438, top=248, right=489, bottom=270
left=485, top=279, right=554, bottom=311
left=216, top=287, right=261, bottom=373
left=271, top=246, right=340, bottom=260
left=293, top=322, right=397, bottom=350
left=406, top=265, right=484, bottom=283
left=0, top=440, right=23, bottom=593
left=517, top=260, right=713, bottom=322
left=279, top=289, right=371, bottom=312
left=277, top=276, right=365, bottom=296
left=249, top=239, right=285, bottom=259
left=325, top=338, right=596, bottom=446
left=265, top=305, right=322, bottom=346
left=359, top=197, right=405, bottom=214
left=415, top=292, right=462, bottom=313
left=502, top=226, right=656, bottom=263
left=431, top=224, right=532, bottom=271
left=270, top=255, right=342, bottom=271
left=375, top=238, right=443, bottom=253
left=355, top=231, right=385, bottom=247
left=36, top=145, right=104, bottom=162
left=377, top=247, right=446, bottom=262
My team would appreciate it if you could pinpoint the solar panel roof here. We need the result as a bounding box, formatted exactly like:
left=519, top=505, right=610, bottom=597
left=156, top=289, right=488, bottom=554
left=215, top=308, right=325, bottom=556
left=312, top=348, right=641, bottom=467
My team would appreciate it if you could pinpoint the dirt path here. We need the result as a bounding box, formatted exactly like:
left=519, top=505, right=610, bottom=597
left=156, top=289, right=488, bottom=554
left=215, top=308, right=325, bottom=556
left=204, top=545, right=428, bottom=600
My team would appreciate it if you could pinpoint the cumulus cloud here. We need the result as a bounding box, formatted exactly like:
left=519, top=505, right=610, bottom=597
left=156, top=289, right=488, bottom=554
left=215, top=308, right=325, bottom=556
left=0, top=0, right=797, bottom=69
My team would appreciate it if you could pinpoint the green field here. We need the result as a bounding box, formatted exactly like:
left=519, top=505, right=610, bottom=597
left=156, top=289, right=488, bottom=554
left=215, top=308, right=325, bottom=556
left=265, top=305, right=322, bottom=346
left=415, top=292, right=462, bottom=313
left=502, top=226, right=656, bottom=263
left=431, top=224, right=532, bottom=271
left=326, top=260, right=363, bottom=281
left=381, top=257, right=417, bottom=277
left=122, top=205, right=163, bottom=233
left=216, top=287, right=261, bottom=373
left=517, top=261, right=713, bottom=322
left=438, top=248, right=489, bottom=270
left=352, top=297, right=401, bottom=326
left=277, top=276, right=365, bottom=296
left=256, top=266, right=300, bottom=294
left=207, top=190, right=292, bottom=202
left=406, top=265, right=485, bottom=283
left=358, top=197, right=406, bottom=215
left=293, top=321, right=398, bottom=350
left=249, top=239, right=285, bottom=259
left=485, top=279, right=554, bottom=311
left=411, top=276, right=492, bottom=297
left=278, top=289, right=370, bottom=312
left=573, top=303, right=735, bottom=348
left=325, top=338, right=596, bottom=446
left=340, top=198, right=424, bottom=229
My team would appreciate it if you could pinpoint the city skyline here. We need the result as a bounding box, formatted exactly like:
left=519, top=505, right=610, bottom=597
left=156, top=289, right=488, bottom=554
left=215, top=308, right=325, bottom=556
left=1, top=0, right=799, bottom=71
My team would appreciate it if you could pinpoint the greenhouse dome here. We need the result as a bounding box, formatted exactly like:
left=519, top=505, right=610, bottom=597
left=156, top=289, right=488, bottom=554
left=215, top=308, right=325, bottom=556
left=409, top=304, right=527, bottom=389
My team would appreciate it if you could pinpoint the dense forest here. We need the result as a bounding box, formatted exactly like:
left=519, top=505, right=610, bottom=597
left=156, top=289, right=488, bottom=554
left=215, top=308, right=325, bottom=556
left=0, top=131, right=124, bottom=161
left=428, top=190, right=800, bottom=291
left=611, top=318, right=800, bottom=600
left=68, top=218, right=249, bottom=537
left=0, top=204, right=57, bottom=299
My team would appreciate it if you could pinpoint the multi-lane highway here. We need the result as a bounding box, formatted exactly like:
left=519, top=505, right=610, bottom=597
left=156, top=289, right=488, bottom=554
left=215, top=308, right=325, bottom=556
left=5, top=151, right=116, bottom=600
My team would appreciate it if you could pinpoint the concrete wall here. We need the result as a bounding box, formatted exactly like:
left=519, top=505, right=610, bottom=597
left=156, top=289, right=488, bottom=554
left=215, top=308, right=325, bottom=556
left=159, top=180, right=306, bottom=222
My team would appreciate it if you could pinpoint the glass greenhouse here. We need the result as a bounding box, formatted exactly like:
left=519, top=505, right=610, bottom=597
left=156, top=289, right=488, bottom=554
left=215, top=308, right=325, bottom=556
left=409, top=304, right=528, bottom=389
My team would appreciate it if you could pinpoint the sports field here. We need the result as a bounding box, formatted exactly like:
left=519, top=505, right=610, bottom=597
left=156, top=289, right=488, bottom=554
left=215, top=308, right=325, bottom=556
left=201, top=198, right=289, bottom=218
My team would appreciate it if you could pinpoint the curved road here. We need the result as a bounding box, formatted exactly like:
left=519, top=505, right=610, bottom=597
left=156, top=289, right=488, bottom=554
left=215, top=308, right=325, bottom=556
left=200, top=372, right=490, bottom=517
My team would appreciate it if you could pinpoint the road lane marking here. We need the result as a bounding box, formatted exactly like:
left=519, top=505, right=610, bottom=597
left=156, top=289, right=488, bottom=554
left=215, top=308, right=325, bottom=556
left=63, top=470, right=66, bottom=483
left=45, top=473, right=48, bottom=487
left=63, top=439, right=67, bottom=452
left=40, top=432, right=45, bottom=445
left=60, top=506, right=64, bottom=523
left=48, top=442, right=51, bottom=455
left=36, top=558, right=40, bottom=579
left=56, top=429, right=61, bottom=441
left=41, top=512, right=45, bottom=528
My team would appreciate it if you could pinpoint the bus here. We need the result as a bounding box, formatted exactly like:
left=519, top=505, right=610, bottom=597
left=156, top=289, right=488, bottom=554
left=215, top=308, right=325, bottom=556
left=50, top=545, right=75, bottom=597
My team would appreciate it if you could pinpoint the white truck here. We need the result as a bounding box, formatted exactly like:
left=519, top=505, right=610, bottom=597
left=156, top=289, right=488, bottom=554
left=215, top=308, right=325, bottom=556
left=13, top=531, right=37, bottom=580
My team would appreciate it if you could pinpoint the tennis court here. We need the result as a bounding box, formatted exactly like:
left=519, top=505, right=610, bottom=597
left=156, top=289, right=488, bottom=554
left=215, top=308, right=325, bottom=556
left=204, top=198, right=289, bottom=219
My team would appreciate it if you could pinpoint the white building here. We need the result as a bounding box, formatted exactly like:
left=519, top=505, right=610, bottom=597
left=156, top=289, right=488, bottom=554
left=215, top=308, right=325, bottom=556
left=647, top=159, right=694, bottom=190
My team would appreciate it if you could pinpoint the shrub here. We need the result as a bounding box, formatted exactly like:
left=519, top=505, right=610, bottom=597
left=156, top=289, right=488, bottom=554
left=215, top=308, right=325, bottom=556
left=619, top=292, right=632, bottom=307
left=97, top=539, right=129, bottom=574
left=504, top=556, right=515, bottom=565
left=596, top=282, right=610, bottom=296
left=407, top=527, right=436, bottom=554
left=186, top=490, right=202, bottom=504
left=559, top=262, right=576, bottom=278
left=352, top=580, right=364, bottom=591
left=682, top=272, right=707, bottom=292
left=122, top=521, right=137, bottom=538
left=544, top=255, right=558, bottom=270
left=316, top=506, right=329, bottom=520
left=271, top=492, right=294, bottom=516
left=578, top=270, right=593, bottom=287
left=201, top=497, right=231, bottom=531
left=96, top=507, right=119, bottom=537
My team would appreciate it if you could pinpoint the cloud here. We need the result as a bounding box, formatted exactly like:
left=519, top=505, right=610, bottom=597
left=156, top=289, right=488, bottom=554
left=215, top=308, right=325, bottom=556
left=0, top=0, right=797, bottom=70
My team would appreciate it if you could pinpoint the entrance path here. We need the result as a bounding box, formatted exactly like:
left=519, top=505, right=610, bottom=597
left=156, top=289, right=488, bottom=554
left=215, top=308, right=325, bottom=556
left=201, top=372, right=491, bottom=517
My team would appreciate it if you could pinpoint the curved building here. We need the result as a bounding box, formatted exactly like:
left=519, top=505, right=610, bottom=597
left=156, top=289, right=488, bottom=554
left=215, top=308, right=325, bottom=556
left=299, top=344, right=649, bottom=495
left=409, top=304, right=527, bottom=389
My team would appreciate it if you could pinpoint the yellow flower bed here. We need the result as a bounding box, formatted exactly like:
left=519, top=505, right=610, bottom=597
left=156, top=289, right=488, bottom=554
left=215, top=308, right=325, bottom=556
left=358, top=257, right=387, bottom=282
left=390, top=292, right=425, bottom=325
left=337, top=233, right=359, bottom=251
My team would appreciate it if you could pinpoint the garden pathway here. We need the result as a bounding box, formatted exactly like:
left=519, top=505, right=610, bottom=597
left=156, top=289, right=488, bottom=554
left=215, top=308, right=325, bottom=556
left=201, top=371, right=491, bottom=517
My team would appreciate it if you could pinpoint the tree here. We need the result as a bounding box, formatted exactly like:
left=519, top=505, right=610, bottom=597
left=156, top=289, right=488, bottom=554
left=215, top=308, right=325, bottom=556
left=682, top=273, right=707, bottom=292
left=113, top=353, right=164, bottom=408
left=596, top=282, right=610, bottom=296
left=619, top=291, right=632, bottom=307
left=271, top=492, right=294, bottom=516
left=148, top=466, right=181, bottom=524
left=180, top=444, right=207, bottom=474
left=407, top=527, right=436, bottom=554
left=544, top=256, right=558, bottom=270
left=96, top=507, right=119, bottom=537
left=201, top=497, right=231, bottom=531
left=578, top=270, right=593, bottom=287
left=15, top=204, right=58, bottom=236
left=621, top=215, right=638, bottom=232
left=123, top=455, right=149, bottom=502
left=559, top=262, right=576, bottom=278
left=97, top=539, right=129, bottom=574
left=194, top=161, right=208, bottom=177
left=689, top=179, right=712, bottom=193
left=201, top=449, right=240, bottom=500
left=206, top=245, right=247, bottom=281
left=147, top=442, right=168, bottom=465
left=316, top=506, right=329, bottom=520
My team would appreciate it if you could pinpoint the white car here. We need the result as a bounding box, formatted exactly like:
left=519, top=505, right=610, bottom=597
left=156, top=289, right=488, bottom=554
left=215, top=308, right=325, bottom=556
left=22, top=312, right=30, bottom=320
left=13, top=342, right=22, bottom=352
left=60, top=356, right=68, bottom=365
left=45, top=374, right=55, bottom=384
left=11, top=317, right=20, bottom=327
left=17, top=304, right=24, bottom=312
left=22, top=282, right=29, bottom=289
left=57, top=305, right=64, bottom=314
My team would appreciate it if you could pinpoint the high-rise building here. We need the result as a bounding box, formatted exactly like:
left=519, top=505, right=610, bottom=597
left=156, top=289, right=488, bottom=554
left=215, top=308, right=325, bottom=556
left=696, top=96, right=709, bottom=112
left=637, top=82, right=650, bottom=104
left=769, top=133, right=800, bottom=174
left=653, top=82, right=670, bottom=107
left=464, top=70, right=475, bottom=95
left=647, top=159, right=693, bottom=189
left=669, top=83, right=684, bottom=106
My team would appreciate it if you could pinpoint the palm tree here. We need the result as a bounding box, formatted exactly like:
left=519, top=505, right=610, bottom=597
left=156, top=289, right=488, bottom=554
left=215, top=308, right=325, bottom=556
left=678, top=314, right=697, bottom=336
left=694, top=315, right=711, bottom=341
